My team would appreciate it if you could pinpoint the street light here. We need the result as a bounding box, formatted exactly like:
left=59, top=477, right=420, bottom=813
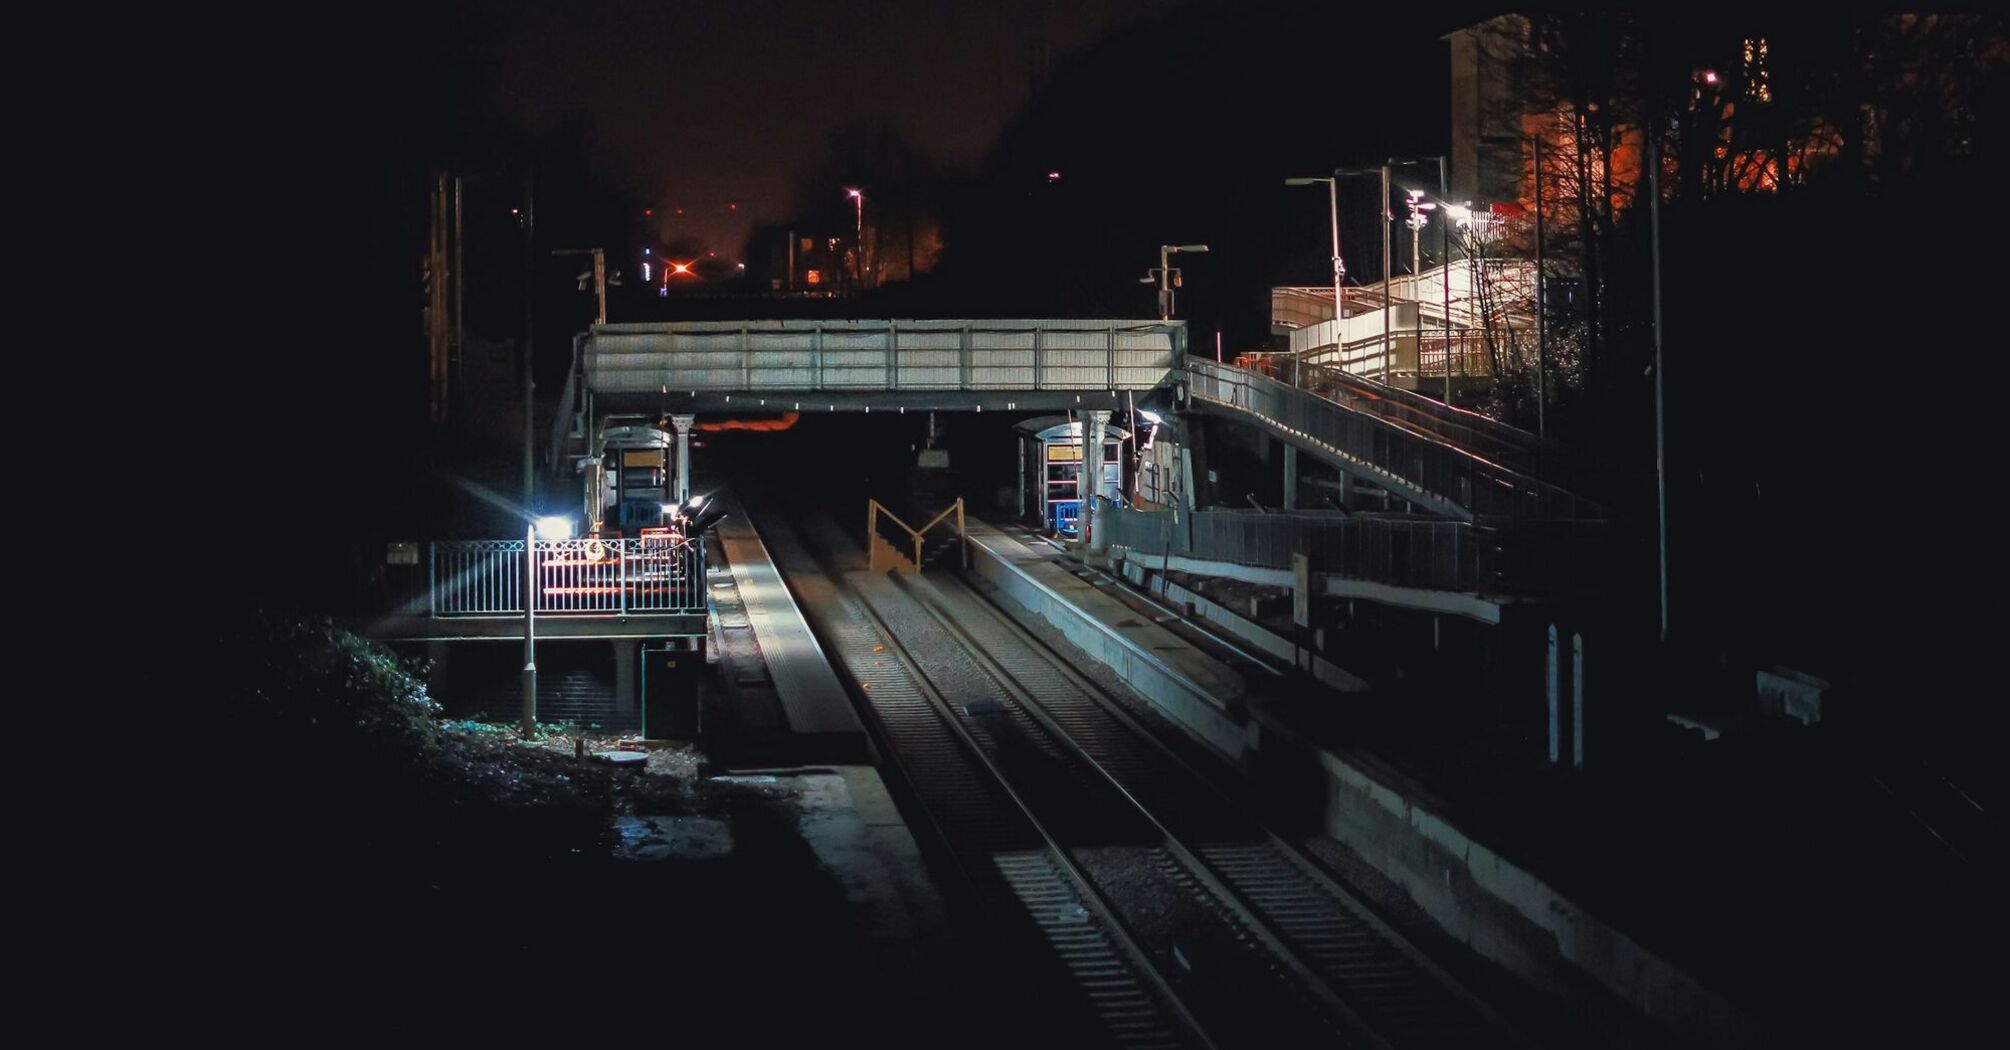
left=522, top=514, right=573, bottom=734
left=1150, top=244, right=1208, bottom=320
left=1285, top=176, right=1345, bottom=388
left=1392, top=155, right=1453, bottom=402
left=845, top=188, right=864, bottom=291
left=552, top=248, right=619, bottom=325
left=1403, top=189, right=1437, bottom=274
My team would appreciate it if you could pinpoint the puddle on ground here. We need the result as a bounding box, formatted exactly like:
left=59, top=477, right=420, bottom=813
left=612, top=814, right=734, bottom=861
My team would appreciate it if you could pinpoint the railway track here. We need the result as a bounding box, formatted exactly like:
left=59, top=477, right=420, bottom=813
left=755, top=502, right=1531, bottom=1049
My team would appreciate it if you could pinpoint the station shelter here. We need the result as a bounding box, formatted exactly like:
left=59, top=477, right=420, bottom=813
left=1014, top=416, right=1129, bottom=537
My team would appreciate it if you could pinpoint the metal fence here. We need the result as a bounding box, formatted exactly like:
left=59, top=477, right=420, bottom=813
left=428, top=538, right=706, bottom=616
left=1184, top=357, right=1601, bottom=523
left=1099, top=507, right=1491, bottom=593
left=1099, top=507, right=1602, bottom=596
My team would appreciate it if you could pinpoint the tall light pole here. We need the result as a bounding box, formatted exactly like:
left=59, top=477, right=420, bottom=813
left=1284, top=177, right=1344, bottom=387
left=1380, top=165, right=1392, bottom=384
left=552, top=248, right=613, bottom=324
left=1403, top=189, right=1435, bottom=277
left=524, top=514, right=573, bottom=735
left=1438, top=156, right=1450, bottom=405
left=1650, top=121, right=1669, bottom=644
left=1152, top=244, right=1208, bottom=320
left=520, top=169, right=536, bottom=530
left=1392, top=155, right=1452, bottom=402
left=1533, top=132, right=1547, bottom=439
left=1329, top=168, right=1393, bottom=383
left=845, top=188, right=864, bottom=292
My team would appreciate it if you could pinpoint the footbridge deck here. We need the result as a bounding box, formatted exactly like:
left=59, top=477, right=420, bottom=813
left=582, top=318, right=1186, bottom=413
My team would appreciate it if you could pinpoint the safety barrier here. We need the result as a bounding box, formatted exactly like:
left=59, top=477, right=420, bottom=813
left=428, top=537, right=706, bottom=616
left=1099, top=507, right=1488, bottom=593
left=1097, top=506, right=1599, bottom=597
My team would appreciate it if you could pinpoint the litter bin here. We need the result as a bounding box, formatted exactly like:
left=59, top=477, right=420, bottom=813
left=641, top=640, right=705, bottom=739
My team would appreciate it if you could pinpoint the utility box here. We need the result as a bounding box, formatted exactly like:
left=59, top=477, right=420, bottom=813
left=642, top=640, right=706, bottom=739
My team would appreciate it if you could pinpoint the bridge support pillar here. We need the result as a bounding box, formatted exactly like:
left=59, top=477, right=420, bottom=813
left=1283, top=443, right=1299, bottom=510
left=1080, top=409, right=1110, bottom=548
left=670, top=414, right=695, bottom=502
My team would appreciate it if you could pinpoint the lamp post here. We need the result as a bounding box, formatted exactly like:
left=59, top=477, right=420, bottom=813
left=1391, top=156, right=1452, bottom=399
left=1150, top=244, right=1208, bottom=320
left=552, top=248, right=615, bottom=324
left=525, top=514, right=573, bottom=735
left=1327, top=168, right=1391, bottom=382
left=1403, top=189, right=1436, bottom=276
left=1284, top=176, right=1345, bottom=388
left=845, top=188, right=864, bottom=291
left=1380, top=165, right=1391, bottom=384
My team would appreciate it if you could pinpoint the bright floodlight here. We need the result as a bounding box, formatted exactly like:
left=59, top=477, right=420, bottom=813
left=1138, top=409, right=1164, bottom=425
left=686, top=494, right=707, bottom=510
left=535, top=516, right=573, bottom=540
left=1441, top=202, right=1475, bottom=225
left=845, top=187, right=862, bottom=199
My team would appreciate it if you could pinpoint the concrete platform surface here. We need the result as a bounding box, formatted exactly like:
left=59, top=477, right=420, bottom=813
left=713, top=503, right=869, bottom=742
left=963, top=520, right=1256, bottom=760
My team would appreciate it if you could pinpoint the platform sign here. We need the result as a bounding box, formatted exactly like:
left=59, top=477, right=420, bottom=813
left=1291, top=553, right=1310, bottom=628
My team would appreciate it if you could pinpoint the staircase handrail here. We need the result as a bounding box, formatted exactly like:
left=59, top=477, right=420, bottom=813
left=867, top=498, right=968, bottom=573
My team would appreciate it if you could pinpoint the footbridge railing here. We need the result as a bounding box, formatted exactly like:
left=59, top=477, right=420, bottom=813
left=1297, top=362, right=1592, bottom=494
left=867, top=498, right=968, bottom=573
left=1183, top=357, right=1601, bottom=523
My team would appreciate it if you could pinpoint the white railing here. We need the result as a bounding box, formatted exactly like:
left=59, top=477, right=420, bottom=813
left=428, top=538, right=706, bottom=616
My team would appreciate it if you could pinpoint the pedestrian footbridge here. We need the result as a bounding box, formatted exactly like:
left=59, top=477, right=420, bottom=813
left=525, top=319, right=1604, bottom=617
left=579, top=318, right=1187, bottom=414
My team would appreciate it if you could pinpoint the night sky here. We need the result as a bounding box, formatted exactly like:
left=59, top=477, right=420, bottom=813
left=469, top=0, right=1186, bottom=251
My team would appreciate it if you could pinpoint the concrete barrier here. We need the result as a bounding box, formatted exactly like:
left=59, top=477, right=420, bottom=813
left=1319, top=750, right=1758, bottom=1048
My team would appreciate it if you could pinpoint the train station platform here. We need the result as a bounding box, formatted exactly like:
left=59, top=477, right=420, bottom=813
left=711, top=501, right=872, bottom=763
left=961, top=521, right=1759, bottom=1046
left=959, top=520, right=1257, bottom=761
left=962, top=520, right=1991, bottom=1048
